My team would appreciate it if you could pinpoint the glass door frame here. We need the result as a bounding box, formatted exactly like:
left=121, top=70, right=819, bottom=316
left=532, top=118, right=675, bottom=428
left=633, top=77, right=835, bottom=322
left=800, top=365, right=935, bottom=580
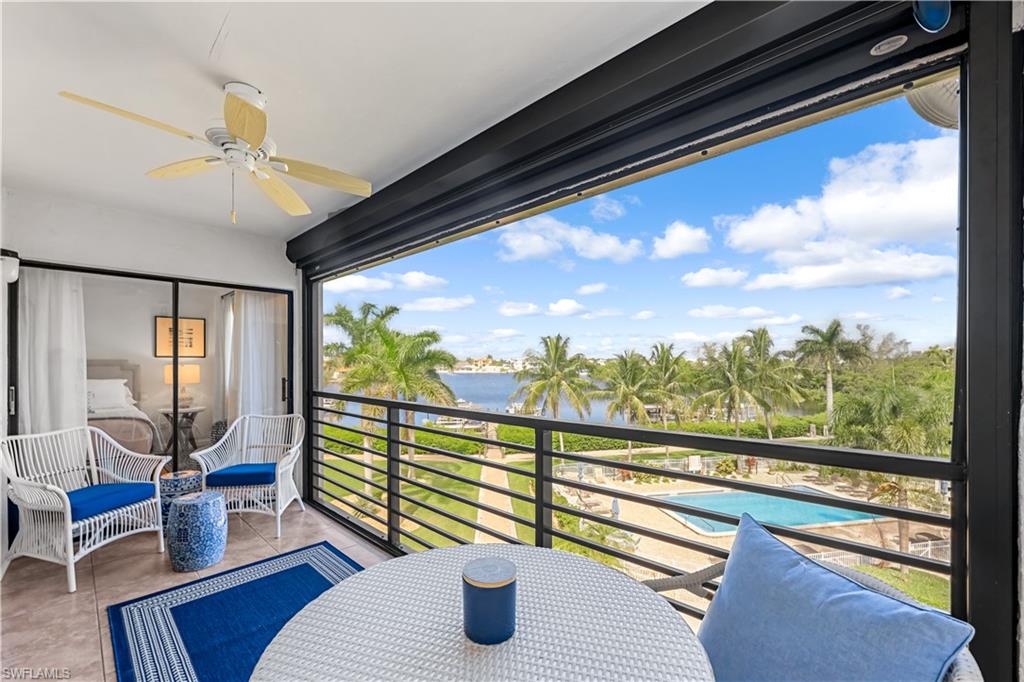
left=6, top=259, right=295, bottom=470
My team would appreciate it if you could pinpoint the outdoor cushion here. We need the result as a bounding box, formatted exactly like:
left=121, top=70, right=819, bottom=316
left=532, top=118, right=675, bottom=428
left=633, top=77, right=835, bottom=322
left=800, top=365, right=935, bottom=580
left=698, top=513, right=974, bottom=682
left=206, top=463, right=276, bottom=487
left=67, top=483, right=155, bottom=522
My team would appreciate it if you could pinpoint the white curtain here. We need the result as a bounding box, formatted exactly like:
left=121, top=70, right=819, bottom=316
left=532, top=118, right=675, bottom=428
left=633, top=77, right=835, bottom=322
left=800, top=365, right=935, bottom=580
left=226, top=291, right=283, bottom=420
left=17, top=269, right=88, bottom=433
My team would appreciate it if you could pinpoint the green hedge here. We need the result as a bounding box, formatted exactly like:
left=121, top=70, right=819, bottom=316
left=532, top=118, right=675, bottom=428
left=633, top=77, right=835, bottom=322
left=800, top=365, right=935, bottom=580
left=496, top=414, right=826, bottom=452
left=319, top=423, right=485, bottom=456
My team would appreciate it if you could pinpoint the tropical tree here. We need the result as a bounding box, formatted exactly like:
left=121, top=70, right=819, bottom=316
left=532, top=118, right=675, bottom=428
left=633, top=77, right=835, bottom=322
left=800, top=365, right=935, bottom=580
left=647, top=343, right=693, bottom=453
left=324, top=302, right=400, bottom=360
left=344, top=327, right=457, bottom=476
left=746, top=327, right=805, bottom=439
left=513, top=335, right=593, bottom=452
left=695, top=339, right=758, bottom=438
left=795, top=319, right=868, bottom=434
left=590, top=350, right=656, bottom=461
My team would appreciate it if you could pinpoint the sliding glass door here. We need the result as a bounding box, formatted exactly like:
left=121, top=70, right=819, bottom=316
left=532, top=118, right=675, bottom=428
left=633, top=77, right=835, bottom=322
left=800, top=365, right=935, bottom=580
left=9, top=264, right=292, bottom=471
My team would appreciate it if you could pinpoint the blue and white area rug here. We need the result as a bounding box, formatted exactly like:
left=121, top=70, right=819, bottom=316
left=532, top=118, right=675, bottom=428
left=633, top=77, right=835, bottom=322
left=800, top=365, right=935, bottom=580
left=108, top=541, right=363, bottom=682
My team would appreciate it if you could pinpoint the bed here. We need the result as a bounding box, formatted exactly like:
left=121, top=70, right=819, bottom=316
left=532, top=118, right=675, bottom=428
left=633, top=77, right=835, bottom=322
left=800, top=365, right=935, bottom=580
left=87, top=359, right=163, bottom=454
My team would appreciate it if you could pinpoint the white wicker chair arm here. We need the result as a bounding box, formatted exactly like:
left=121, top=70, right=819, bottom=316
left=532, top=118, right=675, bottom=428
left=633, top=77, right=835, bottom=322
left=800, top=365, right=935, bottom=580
left=642, top=561, right=726, bottom=599
left=90, top=428, right=170, bottom=484
left=190, top=438, right=237, bottom=475
left=6, top=475, right=70, bottom=513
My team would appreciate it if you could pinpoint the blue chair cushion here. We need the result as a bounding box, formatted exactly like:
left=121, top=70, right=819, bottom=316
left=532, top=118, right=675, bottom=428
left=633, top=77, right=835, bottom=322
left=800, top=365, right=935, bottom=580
left=698, top=514, right=974, bottom=682
left=206, top=463, right=277, bottom=487
left=67, top=483, right=155, bottom=522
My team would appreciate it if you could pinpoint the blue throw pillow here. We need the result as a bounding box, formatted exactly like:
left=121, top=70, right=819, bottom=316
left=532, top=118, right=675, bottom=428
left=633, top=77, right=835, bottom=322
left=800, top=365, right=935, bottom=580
left=698, top=514, right=973, bottom=682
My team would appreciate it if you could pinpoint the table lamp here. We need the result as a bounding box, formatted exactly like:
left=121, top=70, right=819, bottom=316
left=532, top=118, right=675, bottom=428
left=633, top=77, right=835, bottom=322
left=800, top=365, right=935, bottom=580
left=164, top=364, right=201, bottom=408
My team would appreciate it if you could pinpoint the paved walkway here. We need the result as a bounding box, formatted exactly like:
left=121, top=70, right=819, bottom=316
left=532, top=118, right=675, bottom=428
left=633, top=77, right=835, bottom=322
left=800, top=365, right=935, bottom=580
left=473, top=423, right=519, bottom=543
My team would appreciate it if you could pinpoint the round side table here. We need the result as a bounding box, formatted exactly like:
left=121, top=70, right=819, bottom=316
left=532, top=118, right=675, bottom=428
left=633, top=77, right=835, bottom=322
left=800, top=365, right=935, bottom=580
left=167, top=491, right=227, bottom=572
left=159, top=469, right=203, bottom=528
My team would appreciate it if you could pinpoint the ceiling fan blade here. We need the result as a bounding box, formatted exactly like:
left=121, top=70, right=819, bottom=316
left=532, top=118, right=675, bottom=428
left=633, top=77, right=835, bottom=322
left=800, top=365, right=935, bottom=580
left=250, top=169, right=311, bottom=216
left=146, top=157, right=223, bottom=179
left=58, top=91, right=206, bottom=143
left=269, top=156, right=372, bottom=197
left=224, top=93, right=267, bottom=149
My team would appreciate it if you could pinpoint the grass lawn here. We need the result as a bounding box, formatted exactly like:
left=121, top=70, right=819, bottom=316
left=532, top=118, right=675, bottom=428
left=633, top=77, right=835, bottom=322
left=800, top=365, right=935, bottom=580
left=852, top=565, right=950, bottom=611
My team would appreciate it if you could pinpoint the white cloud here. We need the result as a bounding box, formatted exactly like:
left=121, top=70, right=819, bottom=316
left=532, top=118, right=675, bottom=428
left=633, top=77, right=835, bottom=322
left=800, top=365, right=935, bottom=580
left=498, top=301, right=540, bottom=317
left=931, top=296, right=945, bottom=303
left=680, top=267, right=748, bottom=288
left=547, top=299, right=586, bottom=316
left=886, top=286, right=912, bottom=300
left=483, top=285, right=503, bottom=294
left=323, top=274, right=393, bottom=294
left=576, top=282, right=608, bottom=296
left=404, top=295, right=475, bottom=312
left=490, top=328, right=522, bottom=339
left=842, top=311, right=880, bottom=321
left=744, top=249, right=956, bottom=290
left=589, top=194, right=626, bottom=222
left=497, top=215, right=642, bottom=263
left=444, top=334, right=469, bottom=343
left=651, top=221, right=711, bottom=259
left=720, top=198, right=823, bottom=253
left=390, top=271, right=447, bottom=290
left=752, top=314, right=802, bottom=326
left=632, top=310, right=656, bottom=320
left=582, top=308, right=623, bottom=320
left=671, top=331, right=708, bottom=343
left=689, top=305, right=773, bottom=319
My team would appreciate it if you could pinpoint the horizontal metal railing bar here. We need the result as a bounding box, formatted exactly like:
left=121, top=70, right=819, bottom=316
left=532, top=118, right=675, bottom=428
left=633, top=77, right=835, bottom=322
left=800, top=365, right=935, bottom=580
left=313, top=418, right=386, bottom=443
left=553, top=476, right=951, bottom=573
left=313, top=432, right=384, bottom=458
left=315, top=391, right=964, bottom=480
left=664, top=595, right=708, bottom=619
left=396, top=490, right=525, bottom=545
left=312, top=447, right=389, bottom=478
left=312, top=484, right=388, bottom=527
left=394, top=438, right=533, bottom=476
left=547, top=528, right=686, bottom=577
left=311, top=451, right=389, bottom=491
left=400, top=458, right=534, bottom=503
left=397, top=527, right=438, bottom=551
left=313, top=471, right=387, bottom=509
left=395, top=508, right=471, bottom=547
left=396, top=472, right=532, bottom=527
left=552, top=450, right=951, bottom=527
left=313, top=403, right=389, bottom=424
left=548, top=502, right=730, bottom=560
left=404, top=421, right=533, bottom=452
left=308, top=498, right=391, bottom=547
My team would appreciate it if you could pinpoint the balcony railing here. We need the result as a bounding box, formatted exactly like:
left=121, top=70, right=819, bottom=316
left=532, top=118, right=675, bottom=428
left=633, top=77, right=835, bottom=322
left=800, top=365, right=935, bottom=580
left=305, top=390, right=966, bottom=620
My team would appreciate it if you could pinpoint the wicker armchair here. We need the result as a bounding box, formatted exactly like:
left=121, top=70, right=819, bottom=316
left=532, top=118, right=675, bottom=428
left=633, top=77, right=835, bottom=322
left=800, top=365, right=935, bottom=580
left=643, top=561, right=981, bottom=681
left=0, top=427, right=169, bottom=592
left=190, top=414, right=304, bottom=537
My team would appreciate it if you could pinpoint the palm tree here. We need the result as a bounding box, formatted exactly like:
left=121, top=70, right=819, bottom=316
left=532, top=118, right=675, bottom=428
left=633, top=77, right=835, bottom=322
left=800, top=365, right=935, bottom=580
left=513, top=335, right=593, bottom=452
left=647, top=343, right=693, bottom=453
left=345, top=327, right=456, bottom=476
left=746, top=327, right=805, bottom=439
left=696, top=339, right=757, bottom=438
left=590, top=351, right=655, bottom=461
left=795, top=319, right=867, bottom=435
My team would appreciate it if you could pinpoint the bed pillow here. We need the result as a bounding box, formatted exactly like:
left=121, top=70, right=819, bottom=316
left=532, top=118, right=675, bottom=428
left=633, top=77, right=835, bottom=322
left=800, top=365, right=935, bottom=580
left=698, top=514, right=973, bottom=682
left=87, top=379, right=133, bottom=412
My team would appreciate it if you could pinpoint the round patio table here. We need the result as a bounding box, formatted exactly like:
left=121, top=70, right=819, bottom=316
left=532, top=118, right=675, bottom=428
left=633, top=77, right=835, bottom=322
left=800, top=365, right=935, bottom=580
left=252, top=544, right=713, bottom=681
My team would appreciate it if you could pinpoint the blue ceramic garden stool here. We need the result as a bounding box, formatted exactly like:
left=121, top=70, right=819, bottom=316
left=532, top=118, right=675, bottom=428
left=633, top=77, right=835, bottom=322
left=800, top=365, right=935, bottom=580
left=167, top=491, right=227, bottom=572
left=159, top=469, right=203, bottom=528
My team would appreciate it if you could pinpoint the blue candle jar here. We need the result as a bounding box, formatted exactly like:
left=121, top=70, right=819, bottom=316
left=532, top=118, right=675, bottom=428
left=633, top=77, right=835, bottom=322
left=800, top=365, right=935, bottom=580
left=462, top=557, right=517, bottom=645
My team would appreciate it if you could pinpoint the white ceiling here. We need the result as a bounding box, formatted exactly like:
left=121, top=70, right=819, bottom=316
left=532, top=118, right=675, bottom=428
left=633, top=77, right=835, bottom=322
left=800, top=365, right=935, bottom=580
left=2, top=2, right=704, bottom=239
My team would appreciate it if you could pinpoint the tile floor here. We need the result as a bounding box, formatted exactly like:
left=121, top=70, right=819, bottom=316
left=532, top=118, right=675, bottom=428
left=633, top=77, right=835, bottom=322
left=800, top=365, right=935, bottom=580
left=0, top=506, right=392, bottom=681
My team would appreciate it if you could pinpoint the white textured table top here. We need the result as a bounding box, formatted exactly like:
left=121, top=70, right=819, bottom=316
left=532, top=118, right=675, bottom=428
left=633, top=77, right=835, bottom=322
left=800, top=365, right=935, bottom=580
left=252, top=544, right=713, bottom=681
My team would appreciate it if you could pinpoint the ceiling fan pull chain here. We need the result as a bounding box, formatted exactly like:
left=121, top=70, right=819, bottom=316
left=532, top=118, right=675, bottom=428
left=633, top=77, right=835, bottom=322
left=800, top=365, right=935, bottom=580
left=230, top=169, right=238, bottom=224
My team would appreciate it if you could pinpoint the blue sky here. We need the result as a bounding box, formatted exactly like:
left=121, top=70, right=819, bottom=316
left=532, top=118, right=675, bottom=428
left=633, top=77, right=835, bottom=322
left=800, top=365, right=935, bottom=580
left=323, top=94, right=959, bottom=360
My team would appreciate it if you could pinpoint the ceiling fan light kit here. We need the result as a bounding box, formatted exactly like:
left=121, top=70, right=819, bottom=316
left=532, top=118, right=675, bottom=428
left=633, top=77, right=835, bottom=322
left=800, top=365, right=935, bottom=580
left=58, top=81, right=371, bottom=223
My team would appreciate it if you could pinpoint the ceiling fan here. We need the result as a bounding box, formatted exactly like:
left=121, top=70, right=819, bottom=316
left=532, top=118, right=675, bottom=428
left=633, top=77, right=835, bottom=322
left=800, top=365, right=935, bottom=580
left=59, top=82, right=371, bottom=224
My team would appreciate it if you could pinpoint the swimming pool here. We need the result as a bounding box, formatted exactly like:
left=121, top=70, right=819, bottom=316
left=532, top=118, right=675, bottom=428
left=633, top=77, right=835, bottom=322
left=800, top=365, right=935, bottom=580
left=660, top=485, right=879, bottom=534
